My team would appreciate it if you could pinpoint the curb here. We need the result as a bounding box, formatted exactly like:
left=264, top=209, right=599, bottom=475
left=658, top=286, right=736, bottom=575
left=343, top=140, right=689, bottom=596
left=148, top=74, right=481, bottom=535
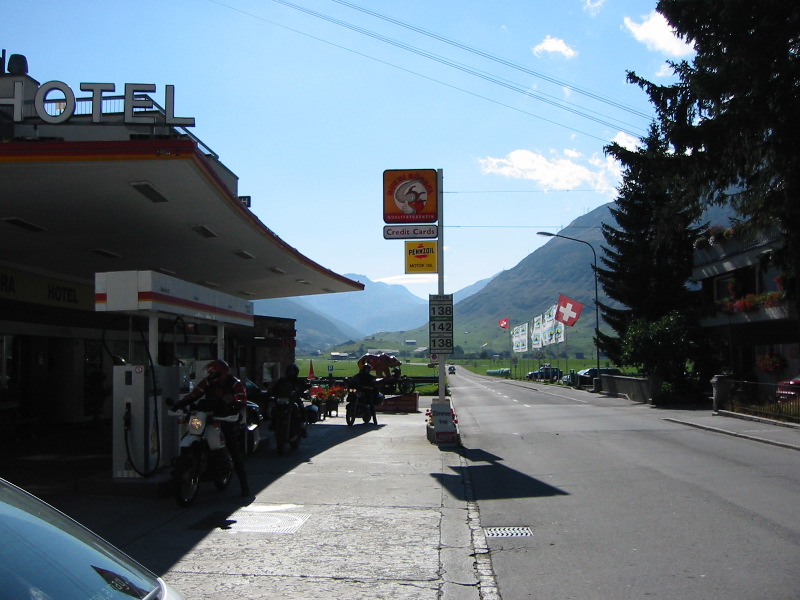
left=663, top=417, right=800, bottom=452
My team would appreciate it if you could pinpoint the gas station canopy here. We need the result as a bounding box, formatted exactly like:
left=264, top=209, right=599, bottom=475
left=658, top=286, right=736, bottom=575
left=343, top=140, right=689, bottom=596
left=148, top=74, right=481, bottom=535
left=0, top=137, right=362, bottom=300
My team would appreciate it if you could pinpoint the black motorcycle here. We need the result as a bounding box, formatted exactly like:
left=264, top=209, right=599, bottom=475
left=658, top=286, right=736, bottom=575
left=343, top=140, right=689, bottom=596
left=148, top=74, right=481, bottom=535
left=268, top=392, right=306, bottom=456
left=345, top=386, right=382, bottom=426
left=378, top=370, right=416, bottom=395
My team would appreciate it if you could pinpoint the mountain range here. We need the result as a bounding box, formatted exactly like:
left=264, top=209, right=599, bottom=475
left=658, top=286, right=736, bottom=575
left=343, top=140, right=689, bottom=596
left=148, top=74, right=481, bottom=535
left=253, top=272, right=496, bottom=353
left=255, top=201, right=734, bottom=356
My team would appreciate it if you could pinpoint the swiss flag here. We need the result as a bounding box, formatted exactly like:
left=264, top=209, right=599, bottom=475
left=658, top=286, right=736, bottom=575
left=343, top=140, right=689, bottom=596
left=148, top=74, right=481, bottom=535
left=498, top=317, right=510, bottom=329
left=555, top=294, right=584, bottom=327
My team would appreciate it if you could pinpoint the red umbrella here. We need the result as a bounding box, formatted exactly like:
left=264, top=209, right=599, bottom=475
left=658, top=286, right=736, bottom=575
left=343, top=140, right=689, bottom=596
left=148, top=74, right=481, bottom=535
left=308, top=360, right=316, bottom=380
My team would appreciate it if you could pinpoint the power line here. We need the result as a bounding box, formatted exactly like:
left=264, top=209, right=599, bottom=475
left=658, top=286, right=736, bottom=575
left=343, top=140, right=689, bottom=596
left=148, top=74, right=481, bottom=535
left=329, top=0, right=652, bottom=120
left=446, top=225, right=600, bottom=229
left=265, top=0, right=648, bottom=137
left=208, top=0, right=641, bottom=141
left=445, top=189, right=601, bottom=194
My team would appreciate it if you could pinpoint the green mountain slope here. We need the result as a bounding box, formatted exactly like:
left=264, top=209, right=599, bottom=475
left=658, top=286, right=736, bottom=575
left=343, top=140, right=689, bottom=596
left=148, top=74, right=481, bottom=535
left=363, top=203, right=615, bottom=358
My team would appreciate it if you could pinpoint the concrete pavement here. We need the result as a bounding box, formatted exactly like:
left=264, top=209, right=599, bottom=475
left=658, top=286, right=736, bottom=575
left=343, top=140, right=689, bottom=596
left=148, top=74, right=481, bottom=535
left=4, top=397, right=495, bottom=600
left=1, top=390, right=798, bottom=600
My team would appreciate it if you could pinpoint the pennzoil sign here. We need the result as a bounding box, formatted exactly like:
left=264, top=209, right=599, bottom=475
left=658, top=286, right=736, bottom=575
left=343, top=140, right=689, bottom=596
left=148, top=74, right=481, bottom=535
left=405, top=241, right=438, bottom=273
left=383, top=169, right=438, bottom=224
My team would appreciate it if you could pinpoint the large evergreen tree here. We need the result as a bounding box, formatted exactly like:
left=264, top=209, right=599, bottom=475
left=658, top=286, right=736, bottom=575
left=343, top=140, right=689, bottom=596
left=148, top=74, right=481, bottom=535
left=629, top=1, right=800, bottom=295
left=598, top=123, right=702, bottom=369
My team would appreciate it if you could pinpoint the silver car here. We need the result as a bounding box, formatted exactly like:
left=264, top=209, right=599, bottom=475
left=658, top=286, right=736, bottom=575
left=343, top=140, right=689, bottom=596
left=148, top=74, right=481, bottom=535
left=0, top=477, right=185, bottom=599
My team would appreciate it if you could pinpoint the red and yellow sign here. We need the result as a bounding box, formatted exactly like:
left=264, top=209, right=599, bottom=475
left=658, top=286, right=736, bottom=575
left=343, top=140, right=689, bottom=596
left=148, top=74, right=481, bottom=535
left=405, top=241, right=438, bottom=273
left=383, top=169, right=438, bottom=223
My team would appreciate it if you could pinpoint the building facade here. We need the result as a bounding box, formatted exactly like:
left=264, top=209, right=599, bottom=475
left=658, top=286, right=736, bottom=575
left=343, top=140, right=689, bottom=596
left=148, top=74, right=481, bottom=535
left=0, top=51, right=361, bottom=434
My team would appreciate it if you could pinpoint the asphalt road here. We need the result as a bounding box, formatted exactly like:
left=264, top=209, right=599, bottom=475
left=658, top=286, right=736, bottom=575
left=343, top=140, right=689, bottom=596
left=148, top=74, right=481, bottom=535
left=450, top=369, right=800, bottom=600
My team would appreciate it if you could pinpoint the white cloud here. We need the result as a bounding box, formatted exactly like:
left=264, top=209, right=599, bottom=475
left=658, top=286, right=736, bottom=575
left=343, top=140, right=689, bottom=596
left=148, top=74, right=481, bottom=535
left=532, top=35, right=577, bottom=59
left=655, top=62, right=674, bottom=78
left=376, top=274, right=437, bottom=287
left=583, top=0, right=605, bottom=17
left=478, top=148, right=616, bottom=194
left=623, top=11, right=694, bottom=58
left=611, top=131, right=639, bottom=151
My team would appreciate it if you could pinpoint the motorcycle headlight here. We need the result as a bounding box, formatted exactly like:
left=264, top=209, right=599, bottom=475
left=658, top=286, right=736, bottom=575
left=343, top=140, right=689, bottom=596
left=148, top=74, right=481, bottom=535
left=189, top=416, right=205, bottom=430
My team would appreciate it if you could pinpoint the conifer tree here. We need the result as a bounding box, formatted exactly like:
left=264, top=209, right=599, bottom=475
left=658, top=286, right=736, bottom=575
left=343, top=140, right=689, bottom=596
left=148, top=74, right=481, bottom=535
left=597, top=123, right=702, bottom=367
left=628, top=1, right=800, bottom=295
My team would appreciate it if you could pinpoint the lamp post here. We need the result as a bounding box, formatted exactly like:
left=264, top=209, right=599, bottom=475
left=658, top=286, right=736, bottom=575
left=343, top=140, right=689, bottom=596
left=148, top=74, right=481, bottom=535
left=537, top=231, right=601, bottom=385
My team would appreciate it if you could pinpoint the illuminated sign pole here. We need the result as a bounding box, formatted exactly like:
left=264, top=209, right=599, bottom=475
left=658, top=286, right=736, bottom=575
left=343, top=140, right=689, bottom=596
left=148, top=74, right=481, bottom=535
left=383, top=169, right=457, bottom=443
left=435, top=168, right=447, bottom=403
left=429, top=169, right=457, bottom=443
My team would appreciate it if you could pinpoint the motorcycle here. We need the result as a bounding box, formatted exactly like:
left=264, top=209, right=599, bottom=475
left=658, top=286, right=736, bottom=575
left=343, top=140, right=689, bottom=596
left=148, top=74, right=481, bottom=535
left=166, top=398, right=240, bottom=507
left=377, top=368, right=415, bottom=396
left=268, top=392, right=306, bottom=456
left=239, top=399, right=264, bottom=455
left=345, top=386, right=383, bottom=426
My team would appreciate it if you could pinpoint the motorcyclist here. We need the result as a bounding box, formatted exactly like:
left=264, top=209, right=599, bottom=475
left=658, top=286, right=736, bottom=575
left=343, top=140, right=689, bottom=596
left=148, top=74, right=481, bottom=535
left=174, top=359, right=251, bottom=497
left=270, top=363, right=311, bottom=436
left=349, top=363, right=379, bottom=405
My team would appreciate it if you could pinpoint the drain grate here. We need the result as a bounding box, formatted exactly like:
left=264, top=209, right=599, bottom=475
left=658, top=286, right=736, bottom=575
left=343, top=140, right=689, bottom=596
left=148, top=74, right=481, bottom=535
left=484, top=526, right=533, bottom=538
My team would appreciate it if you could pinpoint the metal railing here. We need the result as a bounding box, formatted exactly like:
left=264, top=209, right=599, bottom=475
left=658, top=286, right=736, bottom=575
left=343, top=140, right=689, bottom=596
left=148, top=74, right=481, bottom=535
left=13, top=95, right=219, bottom=159
left=715, top=378, right=800, bottom=423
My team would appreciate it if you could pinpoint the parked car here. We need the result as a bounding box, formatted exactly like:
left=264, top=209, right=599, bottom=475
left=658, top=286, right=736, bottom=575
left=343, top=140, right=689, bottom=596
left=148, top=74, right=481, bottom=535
left=576, top=367, right=622, bottom=386
left=526, top=367, right=563, bottom=381
left=776, top=375, right=800, bottom=403
left=0, top=477, right=185, bottom=599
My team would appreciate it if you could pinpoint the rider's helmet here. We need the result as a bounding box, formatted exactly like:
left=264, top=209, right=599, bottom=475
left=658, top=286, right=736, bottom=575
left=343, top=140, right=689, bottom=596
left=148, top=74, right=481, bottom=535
left=286, top=363, right=300, bottom=378
left=205, top=359, right=230, bottom=382
left=360, top=363, right=372, bottom=374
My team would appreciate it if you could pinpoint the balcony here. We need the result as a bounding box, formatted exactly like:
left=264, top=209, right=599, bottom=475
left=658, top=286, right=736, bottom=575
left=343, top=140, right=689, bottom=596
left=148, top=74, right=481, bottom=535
left=700, top=298, right=793, bottom=327
left=692, top=225, right=782, bottom=280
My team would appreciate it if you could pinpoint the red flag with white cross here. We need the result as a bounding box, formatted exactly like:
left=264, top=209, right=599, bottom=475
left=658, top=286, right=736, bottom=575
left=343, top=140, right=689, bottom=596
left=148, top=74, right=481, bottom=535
left=498, top=317, right=510, bottom=329
left=555, top=294, right=584, bottom=327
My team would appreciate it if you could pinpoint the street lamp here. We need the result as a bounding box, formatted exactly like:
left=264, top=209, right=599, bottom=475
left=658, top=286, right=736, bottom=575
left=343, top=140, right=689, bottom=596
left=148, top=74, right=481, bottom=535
left=537, top=231, right=601, bottom=386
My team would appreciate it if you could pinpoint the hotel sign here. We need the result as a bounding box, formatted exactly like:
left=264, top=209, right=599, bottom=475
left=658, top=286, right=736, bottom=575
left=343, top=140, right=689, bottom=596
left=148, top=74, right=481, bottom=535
left=0, top=80, right=195, bottom=126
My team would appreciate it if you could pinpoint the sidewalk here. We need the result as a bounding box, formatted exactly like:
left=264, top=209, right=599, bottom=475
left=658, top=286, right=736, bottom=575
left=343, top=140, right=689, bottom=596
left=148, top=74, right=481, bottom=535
left=507, top=376, right=800, bottom=452
left=660, top=408, right=800, bottom=452
left=1, top=398, right=492, bottom=600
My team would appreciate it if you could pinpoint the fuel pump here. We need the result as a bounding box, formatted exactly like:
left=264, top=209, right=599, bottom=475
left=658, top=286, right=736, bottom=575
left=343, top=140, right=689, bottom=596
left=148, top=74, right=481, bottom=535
left=112, top=364, right=190, bottom=478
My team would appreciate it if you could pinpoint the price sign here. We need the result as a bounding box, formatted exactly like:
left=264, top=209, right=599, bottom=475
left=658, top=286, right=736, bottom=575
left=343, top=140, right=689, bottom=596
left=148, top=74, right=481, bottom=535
left=429, top=294, right=454, bottom=355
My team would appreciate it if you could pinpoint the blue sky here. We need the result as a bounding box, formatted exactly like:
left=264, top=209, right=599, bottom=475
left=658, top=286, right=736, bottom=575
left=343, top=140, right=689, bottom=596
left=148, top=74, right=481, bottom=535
left=5, top=0, right=693, bottom=298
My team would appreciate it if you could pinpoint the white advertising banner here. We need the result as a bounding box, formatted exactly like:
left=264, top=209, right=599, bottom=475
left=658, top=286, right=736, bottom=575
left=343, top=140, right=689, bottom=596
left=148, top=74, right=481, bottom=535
left=512, top=322, right=529, bottom=353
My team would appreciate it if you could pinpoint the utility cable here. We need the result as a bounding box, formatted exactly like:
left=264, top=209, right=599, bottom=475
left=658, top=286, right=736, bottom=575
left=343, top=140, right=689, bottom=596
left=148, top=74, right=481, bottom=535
left=328, top=0, right=652, bottom=120
left=209, top=0, right=648, bottom=140
left=266, top=0, right=647, bottom=137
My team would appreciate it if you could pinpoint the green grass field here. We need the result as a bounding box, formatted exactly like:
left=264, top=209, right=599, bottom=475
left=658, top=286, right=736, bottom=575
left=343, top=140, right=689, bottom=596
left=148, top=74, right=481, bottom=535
left=295, top=356, right=618, bottom=395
